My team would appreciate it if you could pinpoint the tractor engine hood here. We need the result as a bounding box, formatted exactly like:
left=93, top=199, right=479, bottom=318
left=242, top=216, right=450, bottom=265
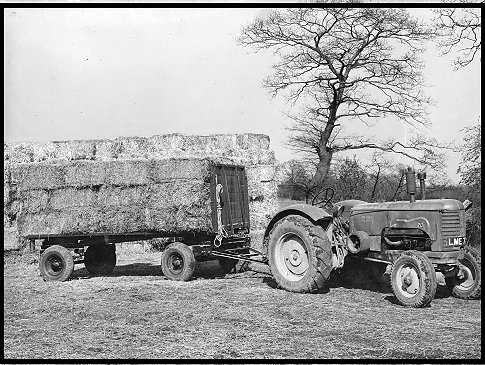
left=351, top=199, right=465, bottom=213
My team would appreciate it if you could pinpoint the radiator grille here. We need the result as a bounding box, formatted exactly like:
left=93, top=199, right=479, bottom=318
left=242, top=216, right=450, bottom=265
left=442, top=210, right=464, bottom=240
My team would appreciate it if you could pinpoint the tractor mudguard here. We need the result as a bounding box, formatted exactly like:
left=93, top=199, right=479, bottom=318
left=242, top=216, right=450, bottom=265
left=263, top=204, right=332, bottom=240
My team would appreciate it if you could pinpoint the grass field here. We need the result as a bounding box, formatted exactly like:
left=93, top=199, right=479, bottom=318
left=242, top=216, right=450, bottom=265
left=4, top=249, right=481, bottom=360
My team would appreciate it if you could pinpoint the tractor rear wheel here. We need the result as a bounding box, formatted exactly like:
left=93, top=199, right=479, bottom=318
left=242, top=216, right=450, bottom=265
left=445, top=246, right=481, bottom=299
left=267, top=215, right=332, bottom=293
left=84, top=244, right=117, bottom=275
left=161, top=242, right=195, bottom=281
left=39, top=245, right=74, bottom=282
left=390, top=251, right=437, bottom=307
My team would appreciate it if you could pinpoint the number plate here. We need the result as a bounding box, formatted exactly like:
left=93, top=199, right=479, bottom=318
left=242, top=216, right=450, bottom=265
left=447, top=237, right=465, bottom=246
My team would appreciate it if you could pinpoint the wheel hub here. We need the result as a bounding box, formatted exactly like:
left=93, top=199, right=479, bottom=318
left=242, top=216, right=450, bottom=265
left=274, top=234, right=309, bottom=279
left=398, top=265, right=420, bottom=298
left=49, top=258, right=63, bottom=273
left=455, top=265, right=475, bottom=289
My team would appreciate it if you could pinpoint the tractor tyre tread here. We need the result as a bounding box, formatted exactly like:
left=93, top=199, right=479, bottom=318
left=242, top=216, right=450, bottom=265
left=268, top=215, right=332, bottom=293
left=390, top=250, right=437, bottom=308
left=445, top=246, right=481, bottom=299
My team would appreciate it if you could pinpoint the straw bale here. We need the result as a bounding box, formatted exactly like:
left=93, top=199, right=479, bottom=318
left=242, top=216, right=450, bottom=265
left=236, top=134, right=270, bottom=150
left=17, top=208, right=104, bottom=236
left=31, top=142, right=57, bottom=162
left=64, top=160, right=107, bottom=187
left=49, top=188, right=97, bottom=210
left=246, top=165, right=276, bottom=183
left=149, top=134, right=187, bottom=158
left=18, top=190, right=49, bottom=214
left=10, top=162, right=65, bottom=191
left=9, top=142, right=35, bottom=163
left=4, top=222, right=19, bottom=250
left=149, top=206, right=213, bottom=234
left=100, top=206, right=150, bottom=233
left=249, top=197, right=278, bottom=230
left=97, top=185, right=149, bottom=207
left=52, top=140, right=96, bottom=161
left=105, top=159, right=152, bottom=186
left=113, top=136, right=153, bottom=159
left=17, top=210, right=61, bottom=237
left=150, top=158, right=213, bottom=183
left=93, top=139, right=118, bottom=160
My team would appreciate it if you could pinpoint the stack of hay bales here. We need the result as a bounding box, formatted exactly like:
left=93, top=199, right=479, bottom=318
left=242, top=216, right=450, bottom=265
left=4, top=133, right=277, bottom=251
left=6, top=159, right=214, bottom=238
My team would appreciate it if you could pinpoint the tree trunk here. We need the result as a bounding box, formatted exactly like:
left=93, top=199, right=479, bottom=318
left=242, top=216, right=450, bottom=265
left=370, top=166, right=381, bottom=202
left=310, top=150, right=333, bottom=189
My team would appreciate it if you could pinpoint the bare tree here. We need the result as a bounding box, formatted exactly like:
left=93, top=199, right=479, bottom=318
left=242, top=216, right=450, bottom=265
left=433, top=3, right=482, bottom=69
left=238, top=8, right=448, bottom=190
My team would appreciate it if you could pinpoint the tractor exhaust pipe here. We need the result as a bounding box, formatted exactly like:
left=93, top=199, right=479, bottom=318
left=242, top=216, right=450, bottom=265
left=405, top=167, right=416, bottom=203
left=417, top=172, right=427, bottom=200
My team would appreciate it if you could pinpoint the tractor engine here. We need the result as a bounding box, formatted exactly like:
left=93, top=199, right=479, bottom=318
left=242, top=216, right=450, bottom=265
left=339, top=169, right=468, bottom=255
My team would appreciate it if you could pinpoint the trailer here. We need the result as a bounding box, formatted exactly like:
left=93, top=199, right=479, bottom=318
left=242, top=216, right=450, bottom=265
left=26, top=163, right=267, bottom=282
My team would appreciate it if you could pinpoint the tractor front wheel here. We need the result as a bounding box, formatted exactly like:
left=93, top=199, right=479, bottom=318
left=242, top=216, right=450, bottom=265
left=390, top=251, right=437, bottom=307
left=267, top=215, right=333, bottom=293
left=445, top=246, right=481, bottom=300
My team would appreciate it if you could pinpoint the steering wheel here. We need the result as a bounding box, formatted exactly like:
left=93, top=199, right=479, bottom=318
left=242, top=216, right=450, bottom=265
left=311, top=187, right=334, bottom=208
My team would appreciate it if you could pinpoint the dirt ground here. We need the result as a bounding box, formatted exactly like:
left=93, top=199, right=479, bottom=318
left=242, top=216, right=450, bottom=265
left=4, top=250, right=481, bottom=360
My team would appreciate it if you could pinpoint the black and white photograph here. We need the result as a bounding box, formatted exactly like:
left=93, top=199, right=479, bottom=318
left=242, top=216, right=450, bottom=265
left=3, top=2, right=481, bottom=360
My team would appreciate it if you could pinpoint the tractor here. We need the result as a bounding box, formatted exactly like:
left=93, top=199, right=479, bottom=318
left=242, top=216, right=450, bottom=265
left=263, top=167, right=481, bottom=307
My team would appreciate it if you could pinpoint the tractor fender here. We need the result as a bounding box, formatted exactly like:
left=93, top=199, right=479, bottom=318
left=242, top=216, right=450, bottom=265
left=263, top=204, right=333, bottom=251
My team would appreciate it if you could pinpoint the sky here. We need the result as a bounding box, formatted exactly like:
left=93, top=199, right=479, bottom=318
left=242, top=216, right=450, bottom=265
left=3, top=7, right=481, bottom=183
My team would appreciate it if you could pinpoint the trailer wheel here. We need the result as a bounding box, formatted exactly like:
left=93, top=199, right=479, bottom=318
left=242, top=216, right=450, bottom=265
left=268, top=215, right=332, bottom=293
left=390, top=251, right=437, bottom=307
left=161, top=242, right=195, bottom=281
left=445, top=246, right=481, bottom=300
left=84, top=244, right=117, bottom=275
left=39, top=245, right=74, bottom=282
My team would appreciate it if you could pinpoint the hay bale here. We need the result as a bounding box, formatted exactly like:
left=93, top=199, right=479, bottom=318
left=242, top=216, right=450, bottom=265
left=9, top=142, right=35, bottom=163
left=17, top=208, right=104, bottom=236
left=150, top=158, right=213, bottom=183
left=64, top=160, right=107, bottom=187
left=100, top=206, right=150, bottom=233
left=52, top=140, right=96, bottom=161
left=149, top=134, right=187, bottom=159
left=97, top=185, right=149, bottom=207
left=93, top=139, right=117, bottom=160
left=249, top=197, right=278, bottom=231
left=10, top=162, right=65, bottom=191
left=31, top=142, right=57, bottom=162
left=18, top=190, right=49, bottom=214
left=105, top=159, right=152, bottom=186
left=246, top=165, right=276, bottom=183
left=113, top=136, right=153, bottom=159
left=236, top=134, right=270, bottom=150
left=17, top=210, right=61, bottom=237
left=49, top=188, right=97, bottom=210
left=4, top=221, right=20, bottom=250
